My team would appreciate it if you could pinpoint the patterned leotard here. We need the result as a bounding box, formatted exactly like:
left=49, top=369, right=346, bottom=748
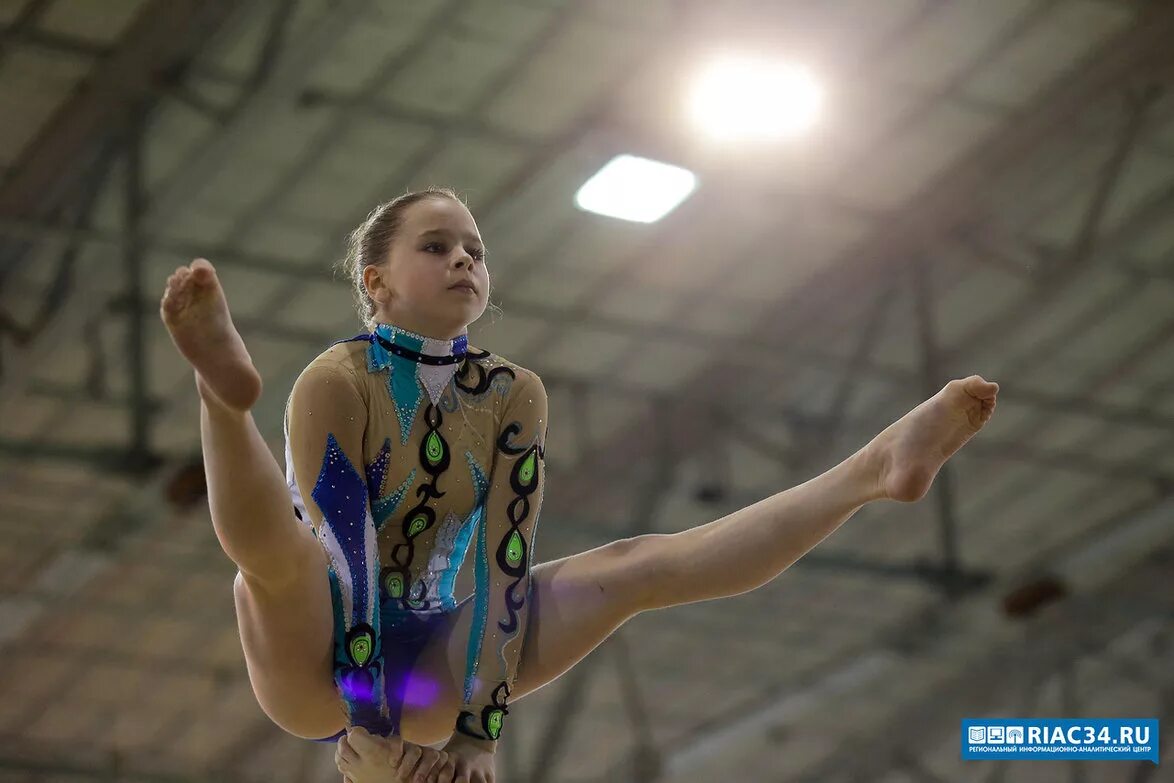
left=284, top=323, right=547, bottom=742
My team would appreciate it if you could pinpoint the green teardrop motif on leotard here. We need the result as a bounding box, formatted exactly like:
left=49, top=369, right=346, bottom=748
left=408, top=514, right=428, bottom=538
left=518, top=451, right=536, bottom=486
left=506, top=529, right=524, bottom=566
left=425, top=431, right=444, bottom=465
left=349, top=632, right=372, bottom=667
left=486, top=709, right=504, bottom=739
left=384, top=572, right=404, bottom=598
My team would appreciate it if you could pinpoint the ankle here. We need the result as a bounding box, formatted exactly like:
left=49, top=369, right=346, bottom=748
left=844, top=444, right=887, bottom=504
left=196, top=372, right=252, bottom=415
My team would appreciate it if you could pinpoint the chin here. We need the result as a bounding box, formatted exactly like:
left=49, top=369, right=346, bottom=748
left=461, top=300, right=489, bottom=321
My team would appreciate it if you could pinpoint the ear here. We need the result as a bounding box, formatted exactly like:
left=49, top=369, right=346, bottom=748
left=363, top=263, right=393, bottom=306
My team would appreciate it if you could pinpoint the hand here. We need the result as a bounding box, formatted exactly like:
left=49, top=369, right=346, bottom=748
left=336, top=726, right=451, bottom=783
left=438, top=733, right=497, bottom=783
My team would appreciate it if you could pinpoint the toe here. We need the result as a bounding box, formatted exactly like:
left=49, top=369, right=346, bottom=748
left=160, top=287, right=183, bottom=316
left=960, top=375, right=998, bottom=400
left=190, top=258, right=216, bottom=282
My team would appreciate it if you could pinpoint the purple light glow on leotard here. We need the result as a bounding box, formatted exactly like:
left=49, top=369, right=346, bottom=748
left=396, top=672, right=441, bottom=707
left=339, top=670, right=377, bottom=703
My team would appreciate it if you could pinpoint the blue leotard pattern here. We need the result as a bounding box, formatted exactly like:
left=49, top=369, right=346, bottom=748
left=285, top=323, right=547, bottom=742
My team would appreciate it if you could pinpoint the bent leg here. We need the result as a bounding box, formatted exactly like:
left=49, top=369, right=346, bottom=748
left=205, top=388, right=342, bottom=738
left=162, top=259, right=340, bottom=738
left=201, top=399, right=312, bottom=586
left=234, top=566, right=343, bottom=739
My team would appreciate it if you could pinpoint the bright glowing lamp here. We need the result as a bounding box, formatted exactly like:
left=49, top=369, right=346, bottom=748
left=574, top=154, right=698, bottom=223
left=690, top=55, right=822, bottom=140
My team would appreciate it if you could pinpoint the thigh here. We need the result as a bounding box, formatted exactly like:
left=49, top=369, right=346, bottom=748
left=401, top=537, right=657, bottom=742
left=453, top=537, right=655, bottom=702
left=509, top=537, right=654, bottom=701
left=232, top=519, right=343, bottom=740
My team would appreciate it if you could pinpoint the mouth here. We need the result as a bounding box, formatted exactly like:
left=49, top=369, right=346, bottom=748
left=449, top=282, right=477, bottom=294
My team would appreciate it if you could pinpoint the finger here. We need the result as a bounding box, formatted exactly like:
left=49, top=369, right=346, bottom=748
left=400, top=744, right=422, bottom=775
left=338, top=737, right=360, bottom=763
left=411, top=751, right=440, bottom=783
left=347, top=726, right=382, bottom=753
left=433, top=757, right=457, bottom=783
left=335, top=739, right=356, bottom=773
left=384, top=734, right=405, bottom=766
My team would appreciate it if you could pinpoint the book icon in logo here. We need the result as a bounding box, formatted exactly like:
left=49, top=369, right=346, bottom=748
left=988, top=726, right=1006, bottom=744
left=969, top=726, right=987, bottom=743
left=1007, top=727, right=1024, bottom=744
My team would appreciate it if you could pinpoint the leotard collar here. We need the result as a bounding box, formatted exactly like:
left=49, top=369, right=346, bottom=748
left=368, top=322, right=468, bottom=368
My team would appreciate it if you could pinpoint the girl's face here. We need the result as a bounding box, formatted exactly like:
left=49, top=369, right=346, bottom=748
left=366, top=197, right=490, bottom=338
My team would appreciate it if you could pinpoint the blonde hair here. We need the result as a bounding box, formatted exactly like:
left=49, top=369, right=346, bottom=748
left=337, top=187, right=462, bottom=328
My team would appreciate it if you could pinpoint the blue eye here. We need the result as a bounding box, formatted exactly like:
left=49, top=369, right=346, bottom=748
left=423, top=242, right=445, bottom=254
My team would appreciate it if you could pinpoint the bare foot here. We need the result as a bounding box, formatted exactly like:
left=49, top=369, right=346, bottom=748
left=867, top=375, right=999, bottom=503
left=336, top=727, right=454, bottom=783
left=160, top=258, right=261, bottom=411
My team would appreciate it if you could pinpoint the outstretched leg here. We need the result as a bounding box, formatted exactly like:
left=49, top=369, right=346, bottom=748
left=161, top=259, right=340, bottom=739
left=509, top=376, right=999, bottom=700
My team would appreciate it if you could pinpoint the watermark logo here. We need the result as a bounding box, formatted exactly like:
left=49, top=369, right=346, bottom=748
left=962, top=719, right=1159, bottom=763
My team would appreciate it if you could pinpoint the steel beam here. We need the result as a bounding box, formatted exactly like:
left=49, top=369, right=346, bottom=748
left=529, top=402, right=679, bottom=783
left=914, top=255, right=963, bottom=594
left=551, top=1, right=1174, bottom=522
left=123, top=114, right=152, bottom=469
left=790, top=578, right=1173, bottom=782
left=0, top=0, right=237, bottom=216
left=0, top=0, right=53, bottom=68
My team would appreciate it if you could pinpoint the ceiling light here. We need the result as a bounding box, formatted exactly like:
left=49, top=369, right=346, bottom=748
left=574, top=154, right=698, bottom=223
left=690, top=55, right=822, bottom=141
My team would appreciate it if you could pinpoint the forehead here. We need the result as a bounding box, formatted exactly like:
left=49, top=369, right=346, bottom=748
left=402, top=196, right=480, bottom=237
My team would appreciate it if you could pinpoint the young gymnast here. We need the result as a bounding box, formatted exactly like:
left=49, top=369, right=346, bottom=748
left=160, top=187, right=998, bottom=783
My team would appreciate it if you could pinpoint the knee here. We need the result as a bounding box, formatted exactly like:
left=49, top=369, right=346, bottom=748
left=234, top=566, right=274, bottom=607
left=233, top=570, right=260, bottom=635
left=235, top=529, right=323, bottom=600
left=233, top=569, right=251, bottom=607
